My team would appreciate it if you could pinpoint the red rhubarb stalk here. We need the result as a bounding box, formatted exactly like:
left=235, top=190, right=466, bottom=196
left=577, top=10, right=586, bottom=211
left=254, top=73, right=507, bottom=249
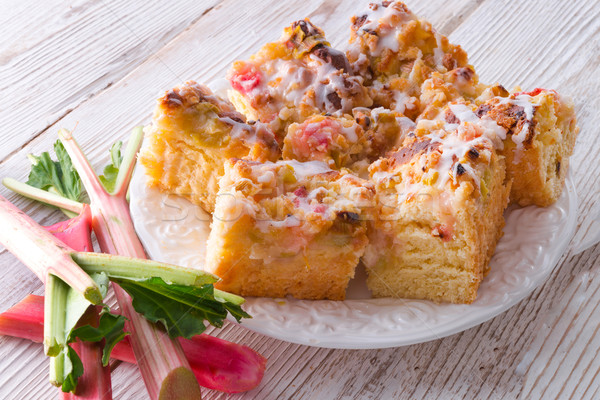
left=0, top=195, right=102, bottom=304
left=0, top=295, right=267, bottom=393
left=62, top=309, right=112, bottom=400
left=58, top=128, right=202, bottom=400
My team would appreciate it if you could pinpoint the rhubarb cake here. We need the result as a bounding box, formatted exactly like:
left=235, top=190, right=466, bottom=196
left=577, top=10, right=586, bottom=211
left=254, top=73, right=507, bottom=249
left=227, top=19, right=372, bottom=140
left=474, top=88, right=579, bottom=207
left=140, top=2, right=579, bottom=305
left=140, top=81, right=280, bottom=213
left=364, top=113, right=511, bottom=303
left=205, top=159, right=375, bottom=300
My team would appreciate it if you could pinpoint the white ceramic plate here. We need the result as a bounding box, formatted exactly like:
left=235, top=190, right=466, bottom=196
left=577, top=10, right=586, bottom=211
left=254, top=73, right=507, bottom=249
left=130, top=165, right=577, bottom=349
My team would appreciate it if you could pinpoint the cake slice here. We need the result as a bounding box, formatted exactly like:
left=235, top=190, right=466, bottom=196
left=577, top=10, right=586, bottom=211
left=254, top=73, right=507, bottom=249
left=437, top=88, right=578, bottom=207
left=364, top=113, right=511, bottom=303
left=346, top=1, right=484, bottom=119
left=139, top=81, right=280, bottom=213
left=474, top=88, right=579, bottom=206
left=282, top=107, right=414, bottom=176
left=227, top=19, right=372, bottom=139
left=205, top=159, right=375, bottom=300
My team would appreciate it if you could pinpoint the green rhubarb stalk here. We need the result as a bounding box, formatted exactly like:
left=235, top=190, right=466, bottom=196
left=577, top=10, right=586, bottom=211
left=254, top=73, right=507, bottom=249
left=45, top=275, right=70, bottom=356
left=58, top=128, right=203, bottom=400
left=0, top=197, right=119, bottom=394
left=71, top=252, right=219, bottom=287
left=2, top=177, right=85, bottom=217
left=45, top=209, right=117, bottom=397
left=2, top=180, right=249, bottom=336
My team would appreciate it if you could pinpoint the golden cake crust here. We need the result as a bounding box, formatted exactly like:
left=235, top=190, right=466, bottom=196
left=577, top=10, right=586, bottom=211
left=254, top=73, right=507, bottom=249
left=475, top=88, right=578, bottom=206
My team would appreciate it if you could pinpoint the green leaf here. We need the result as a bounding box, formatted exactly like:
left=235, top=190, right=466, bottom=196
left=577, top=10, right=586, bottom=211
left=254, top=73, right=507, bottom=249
left=115, top=277, right=251, bottom=339
left=69, top=307, right=128, bottom=367
left=26, top=140, right=82, bottom=202
left=99, top=141, right=123, bottom=193
left=110, top=141, right=123, bottom=168
left=54, top=141, right=82, bottom=202
left=221, top=301, right=251, bottom=323
left=51, top=344, right=84, bottom=393
left=60, top=345, right=84, bottom=393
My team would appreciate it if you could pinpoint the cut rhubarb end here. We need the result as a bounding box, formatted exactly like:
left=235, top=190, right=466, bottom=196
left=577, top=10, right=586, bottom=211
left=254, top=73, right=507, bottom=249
left=159, top=367, right=203, bottom=400
left=184, top=334, right=267, bottom=393
left=82, top=287, right=104, bottom=306
left=45, top=205, right=94, bottom=253
left=0, top=294, right=44, bottom=343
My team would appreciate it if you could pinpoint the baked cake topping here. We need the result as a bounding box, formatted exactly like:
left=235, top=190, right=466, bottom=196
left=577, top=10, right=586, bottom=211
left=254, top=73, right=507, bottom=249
left=140, top=81, right=281, bottom=213
left=347, top=1, right=468, bottom=79
left=227, top=19, right=372, bottom=134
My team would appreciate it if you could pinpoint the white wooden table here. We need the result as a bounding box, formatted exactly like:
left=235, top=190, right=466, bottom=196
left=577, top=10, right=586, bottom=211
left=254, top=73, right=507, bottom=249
left=1, top=0, right=599, bottom=398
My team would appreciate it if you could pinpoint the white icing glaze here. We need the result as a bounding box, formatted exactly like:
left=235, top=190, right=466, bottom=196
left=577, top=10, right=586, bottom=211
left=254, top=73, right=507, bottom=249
left=256, top=215, right=301, bottom=232
left=433, top=32, right=445, bottom=67
left=396, top=115, right=416, bottom=130
left=249, top=160, right=333, bottom=183
left=446, top=103, right=507, bottom=147
left=449, top=103, right=479, bottom=123
left=426, top=131, right=488, bottom=189
left=241, top=47, right=360, bottom=116
left=308, top=54, right=352, bottom=112
left=217, top=116, right=253, bottom=140
left=392, top=90, right=409, bottom=113
left=353, top=2, right=413, bottom=56
left=498, top=94, right=536, bottom=161
left=339, top=123, right=359, bottom=143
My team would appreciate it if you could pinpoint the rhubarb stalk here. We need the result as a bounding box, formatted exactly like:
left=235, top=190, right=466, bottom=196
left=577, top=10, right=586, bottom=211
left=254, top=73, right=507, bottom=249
left=59, top=128, right=202, bottom=400
left=62, top=308, right=112, bottom=400
left=45, top=210, right=112, bottom=399
left=0, top=195, right=102, bottom=304
left=3, top=177, right=84, bottom=217
left=0, top=295, right=267, bottom=394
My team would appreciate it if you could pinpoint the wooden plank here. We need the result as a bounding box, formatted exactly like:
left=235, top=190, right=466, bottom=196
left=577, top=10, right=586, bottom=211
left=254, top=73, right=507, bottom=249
left=0, top=0, right=598, bottom=398
left=519, top=248, right=600, bottom=399
left=0, top=0, right=222, bottom=162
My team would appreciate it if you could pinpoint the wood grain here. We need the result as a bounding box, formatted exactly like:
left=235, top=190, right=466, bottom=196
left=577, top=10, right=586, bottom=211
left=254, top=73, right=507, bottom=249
left=0, top=0, right=222, bottom=162
left=0, top=0, right=598, bottom=399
